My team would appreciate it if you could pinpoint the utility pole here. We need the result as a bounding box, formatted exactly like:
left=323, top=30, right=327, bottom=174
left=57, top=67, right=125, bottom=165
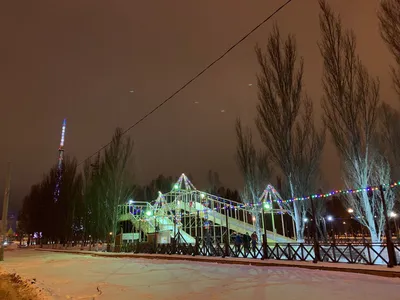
left=0, top=162, right=11, bottom=262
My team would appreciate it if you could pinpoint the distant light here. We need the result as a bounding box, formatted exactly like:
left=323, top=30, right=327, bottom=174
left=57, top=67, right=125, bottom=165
left=327, top=215, right=333, bottom=221
left=343, top=221, right=346, bottom=225
left=347, top=208, right=354, bottom=214
left=128, top=199, right=134, bottom=204
left=264, top=202, right=271, bottom=210
left=109, top=232, right=113, bottom=235
left=129, top=90, right=134, bottom=93
left=252, top=216, right=256, bottom=222
left=194, top=101, right=199, bottom=104
left=200, top=193, right=205, bottom=199
left=220, top=109, right=225, bottom=113
left=174, top=184, right=179, bottom=190
left=303, top=218, right=308, bottom=223
left=390, top=211, right=397, bottom=218
left=146, top=211, right=152, bottom=216
left=248, top=83, right=253, bottom=86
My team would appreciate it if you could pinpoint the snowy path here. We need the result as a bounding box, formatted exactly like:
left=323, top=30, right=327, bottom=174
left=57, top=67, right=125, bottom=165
left=1, top=250, right=400, bottom=300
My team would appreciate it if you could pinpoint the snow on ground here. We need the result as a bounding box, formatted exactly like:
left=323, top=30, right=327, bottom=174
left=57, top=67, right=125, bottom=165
left=1, top=249, right=400, bottom=300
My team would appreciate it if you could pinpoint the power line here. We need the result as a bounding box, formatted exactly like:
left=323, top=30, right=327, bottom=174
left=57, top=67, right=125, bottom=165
left=78, top=0, right=294, bottom=166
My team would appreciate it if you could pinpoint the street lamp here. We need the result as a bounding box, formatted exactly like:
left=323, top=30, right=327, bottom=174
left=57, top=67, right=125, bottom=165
left=389, top=211, right=399, bottom=237
left=326, top=215, right=334, bottom=241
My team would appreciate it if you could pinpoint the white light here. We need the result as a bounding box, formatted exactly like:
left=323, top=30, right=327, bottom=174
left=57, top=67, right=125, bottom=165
left=303, top=218, right=308, bottom=222
left=128, top=199, right=134, bottom=204
left=327, top=216, right=333, bottom=221
left=347, top=208, right=354, bottom=214
left=390, top=211, right=397, bottom=218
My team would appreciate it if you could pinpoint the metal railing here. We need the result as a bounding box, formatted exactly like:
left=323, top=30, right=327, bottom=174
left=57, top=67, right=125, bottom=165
left=115, top=239, right=400, bottom=267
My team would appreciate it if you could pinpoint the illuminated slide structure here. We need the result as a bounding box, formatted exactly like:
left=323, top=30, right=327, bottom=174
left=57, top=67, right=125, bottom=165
left=117, top=174, right=296, bottom=245
left=54, top=119, right=66, bottom=202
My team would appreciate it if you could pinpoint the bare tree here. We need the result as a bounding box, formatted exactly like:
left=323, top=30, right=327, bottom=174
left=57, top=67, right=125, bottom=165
left=255, top=25, right=325, bottom=241
left=207, top=170, right=222, bottom=195
left=319, top=0, right=395, bottom=242
left=235, top=118, right=271, bottom=240
left=379, top=103, right=400, bottom=178
left=378, top=0, right=400, bottom=99
left=99, top=128, right=135, bottom=247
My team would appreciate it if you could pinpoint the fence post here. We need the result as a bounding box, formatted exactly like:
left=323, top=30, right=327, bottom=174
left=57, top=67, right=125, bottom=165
left=224, top=210, right=229, bottom=257
left=379, top=185, right=397, bottom=268
left=261, top=204, right=268, bottom=260
left=194, top=235, right=199, bottom=256
left=309, top=195, right=321, bottom=263
left=261, top=234, right=268, bottom=260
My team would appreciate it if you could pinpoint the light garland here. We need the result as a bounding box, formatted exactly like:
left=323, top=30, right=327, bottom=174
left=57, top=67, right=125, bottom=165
left=125, top=175, right=400, bottom=214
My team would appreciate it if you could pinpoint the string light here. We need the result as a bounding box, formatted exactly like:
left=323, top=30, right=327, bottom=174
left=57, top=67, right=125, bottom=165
left=122, top=174, right=400, bottom=213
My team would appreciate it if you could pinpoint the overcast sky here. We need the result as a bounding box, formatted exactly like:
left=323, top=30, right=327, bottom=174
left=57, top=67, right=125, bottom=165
left=0, top=0, right=396, bottom=212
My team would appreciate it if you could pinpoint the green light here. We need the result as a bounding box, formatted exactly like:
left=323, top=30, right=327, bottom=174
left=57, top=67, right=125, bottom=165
left=264, top=202, right=271, bottom=210
left=146, top=211, right=152, bottom=216
left=200, top=193, right=205, bottom=199
left=174, top=184, right=179, bottom=190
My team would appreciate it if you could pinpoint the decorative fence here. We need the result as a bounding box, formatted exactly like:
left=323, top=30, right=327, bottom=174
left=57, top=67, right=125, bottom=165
left=115, top=237, right=400, bottom=267
left=31, top=236, right=400, bottom=267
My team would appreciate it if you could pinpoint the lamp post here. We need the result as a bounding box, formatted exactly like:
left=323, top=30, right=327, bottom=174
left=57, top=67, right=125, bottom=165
left=304, top=218, right=310, bottom=242
left=260, top=201, right=272, bottom=260
left=389, top=211, right=399, bottom=238
left=0, top=162, right=11, bottom=262
left=326, top=215, right=334, bottom=243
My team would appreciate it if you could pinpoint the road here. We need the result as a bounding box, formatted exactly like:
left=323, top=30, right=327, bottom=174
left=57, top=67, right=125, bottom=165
left=0, top=249, right=399, bottom=299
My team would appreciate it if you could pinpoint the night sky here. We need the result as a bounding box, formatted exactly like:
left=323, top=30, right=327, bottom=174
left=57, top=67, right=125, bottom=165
left=0, top=0, right=396, bottom=212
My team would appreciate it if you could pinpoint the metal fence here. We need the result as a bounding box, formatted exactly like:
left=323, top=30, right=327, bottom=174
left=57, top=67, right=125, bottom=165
left=116, top=238, right=400, bottom=267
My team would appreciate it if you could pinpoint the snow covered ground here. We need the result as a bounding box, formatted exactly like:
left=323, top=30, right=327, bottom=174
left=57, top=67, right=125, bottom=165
left=1, top=249, right=400, bottom=300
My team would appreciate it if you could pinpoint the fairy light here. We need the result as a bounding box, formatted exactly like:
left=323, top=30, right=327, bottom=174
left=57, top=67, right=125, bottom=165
left=142, top=173, right=400, bottom=214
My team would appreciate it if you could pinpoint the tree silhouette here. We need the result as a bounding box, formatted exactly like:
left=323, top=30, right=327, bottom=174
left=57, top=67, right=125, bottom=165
left=319, top=0, right=394, bottom=242
left=255, top=25, right=325, bottom=241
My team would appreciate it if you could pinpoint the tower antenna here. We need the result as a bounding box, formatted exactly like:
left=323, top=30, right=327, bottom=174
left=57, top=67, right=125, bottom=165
left=54, top=119, right=66, bottom=202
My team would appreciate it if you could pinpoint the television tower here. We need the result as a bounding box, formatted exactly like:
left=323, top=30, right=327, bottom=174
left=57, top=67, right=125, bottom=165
left=54, top=119, right=66, bottom=202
